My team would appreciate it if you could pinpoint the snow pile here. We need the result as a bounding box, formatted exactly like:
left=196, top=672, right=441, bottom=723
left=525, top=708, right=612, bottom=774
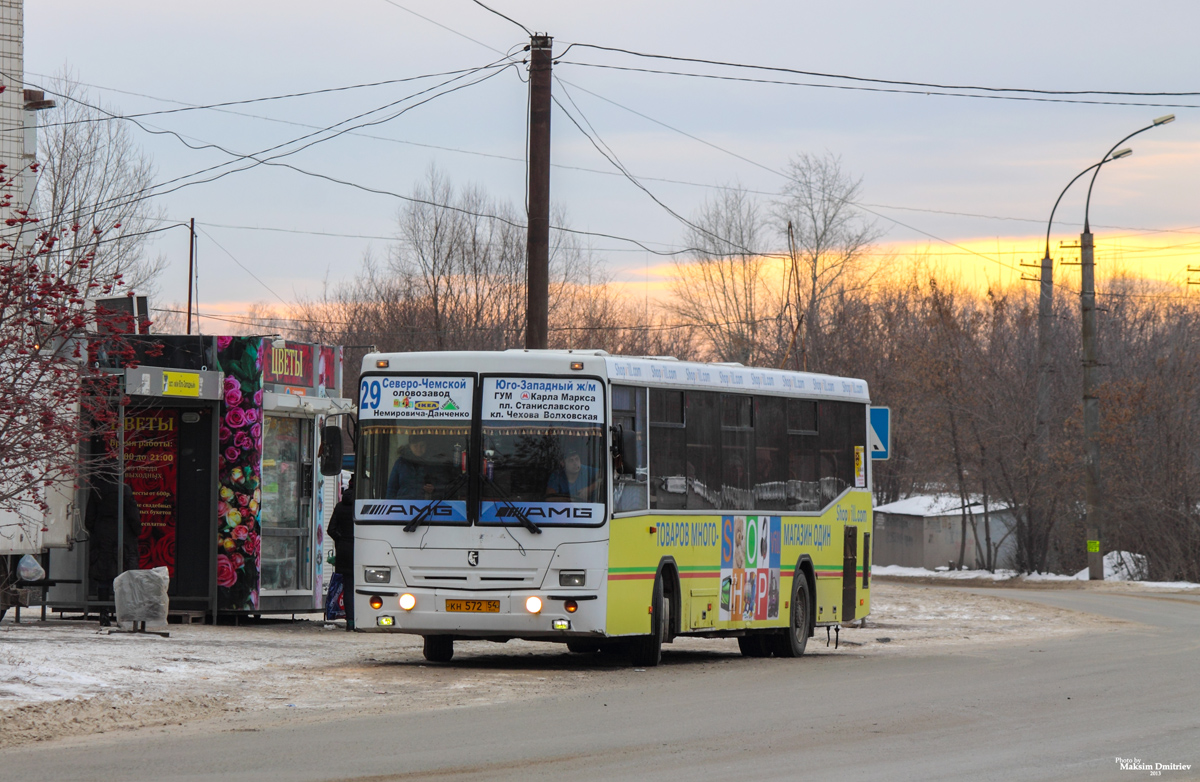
left=874, top=558, right=1198, bottom=589
left=1072, top=550, right=1147, bottom=581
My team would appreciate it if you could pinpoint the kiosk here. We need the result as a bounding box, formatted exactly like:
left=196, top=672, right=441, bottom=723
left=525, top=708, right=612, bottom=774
left=47, top=335, right=352, bottom=618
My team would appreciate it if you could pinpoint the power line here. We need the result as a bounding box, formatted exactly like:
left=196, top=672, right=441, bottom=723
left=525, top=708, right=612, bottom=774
left=469, top=0, right=533, bottom=37
left=15, top=65, right=507, bottom=133
left=23, top=59, right=519, bottom=225
left=195, top=227, right=289, bottom=307
left=379, top=0, right=508, bottom=55
left=42, top=72, right=1190, bottom=236
left=351, top=9, right=1193, bottom=299
left=560, top=42, right=1200, bottom=98
left=558, top=60, right=1200, bottom=110
left=552, top=81, right=758, bottom=258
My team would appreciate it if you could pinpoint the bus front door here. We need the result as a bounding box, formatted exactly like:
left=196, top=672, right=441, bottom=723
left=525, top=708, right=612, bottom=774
left=841, top=526, right=857, bottom=622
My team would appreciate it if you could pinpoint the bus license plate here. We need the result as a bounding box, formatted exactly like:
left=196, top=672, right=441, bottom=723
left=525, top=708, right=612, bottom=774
left=445, top=599, right=500, bottom=613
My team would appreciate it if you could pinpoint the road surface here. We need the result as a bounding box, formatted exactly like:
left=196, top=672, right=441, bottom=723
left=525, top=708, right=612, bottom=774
left=3, top=586, right=1197, bottom=781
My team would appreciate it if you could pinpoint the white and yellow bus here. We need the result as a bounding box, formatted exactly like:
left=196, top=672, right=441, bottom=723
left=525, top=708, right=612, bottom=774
left=352, top=349, right=872, bottom=665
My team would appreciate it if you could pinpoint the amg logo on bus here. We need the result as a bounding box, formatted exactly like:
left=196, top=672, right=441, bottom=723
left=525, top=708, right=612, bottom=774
left=498, top=506, right=593, bottom=519
left=359, top=504, right=453, bottom=517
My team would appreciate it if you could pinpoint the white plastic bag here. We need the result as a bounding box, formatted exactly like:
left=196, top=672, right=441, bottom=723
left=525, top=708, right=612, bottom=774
left=113, top=567, right=170, bottom=626
left=16, top=554, right=46, bottom=582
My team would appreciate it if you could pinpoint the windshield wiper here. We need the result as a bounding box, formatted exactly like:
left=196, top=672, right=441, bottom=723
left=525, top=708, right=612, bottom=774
left=402, top=473, right=467, bottom=533
left=481, top=477, right=542, bottom=535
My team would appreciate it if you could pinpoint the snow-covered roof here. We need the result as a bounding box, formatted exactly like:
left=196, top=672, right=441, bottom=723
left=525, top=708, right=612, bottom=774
left=874, top=494, right=1012, bottom=518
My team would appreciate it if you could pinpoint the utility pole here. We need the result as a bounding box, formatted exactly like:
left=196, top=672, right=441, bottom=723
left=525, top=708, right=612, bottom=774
left=525, top=34, right=552, bottom=350
left=186, top=218, right=196, bottom=335
left=1080, top=226, right=1103, bottom=580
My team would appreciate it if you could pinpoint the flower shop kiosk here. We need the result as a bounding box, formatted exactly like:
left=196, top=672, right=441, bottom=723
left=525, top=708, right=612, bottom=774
left=47, top=335, right=351, bottom=618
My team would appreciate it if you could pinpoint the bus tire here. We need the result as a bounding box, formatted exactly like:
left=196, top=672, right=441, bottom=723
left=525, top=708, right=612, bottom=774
left=423, top=635, right=454, bottom=663
left=737, top=634, right=773, bottom=657
left=566, top=640, right=602, bottom=654
left=772, top=573, right=811, bottom=658
left=628, top=576, right=665, bottom=667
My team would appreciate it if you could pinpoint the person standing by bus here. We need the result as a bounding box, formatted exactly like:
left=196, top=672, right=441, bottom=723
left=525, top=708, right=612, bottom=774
left=327, top=476, right=356, bottom=630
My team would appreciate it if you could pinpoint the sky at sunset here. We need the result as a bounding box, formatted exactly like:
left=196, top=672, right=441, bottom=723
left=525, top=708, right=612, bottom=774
left=22, top=1, right=1200, bottom=329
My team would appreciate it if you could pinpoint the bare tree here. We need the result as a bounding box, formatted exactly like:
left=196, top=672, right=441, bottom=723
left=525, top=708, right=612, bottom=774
left=773, top=152, right=881, bottom=371
left=669, top=186, right=782, bottom=364
left=35, top=73, right=166, bottom=295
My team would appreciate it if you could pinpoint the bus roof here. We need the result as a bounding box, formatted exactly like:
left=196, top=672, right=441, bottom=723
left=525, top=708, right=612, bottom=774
left=362, top=349, right=870, bottom=403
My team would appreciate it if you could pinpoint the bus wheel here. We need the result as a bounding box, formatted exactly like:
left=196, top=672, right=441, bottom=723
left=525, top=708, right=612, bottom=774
left=423, top=635, right=454, bottom=663
left=628, top=576, right=665, bottom=667
left=737, top=634, right=772, bottom=657
left=771, top=574, right=811, bottom=658
left=566, top=641, right=602, bottom=654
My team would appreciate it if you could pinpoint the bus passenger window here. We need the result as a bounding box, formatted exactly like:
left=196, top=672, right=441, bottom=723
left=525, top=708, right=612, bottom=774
left=686, top=392, right=720, bottom=510
left=612, top=385, right=648, bottom=513
left=754, top=396, right=788, bottom=511
left=649, top=388, right=686, bottom=510
left=720, top=394, right=753, bottom=510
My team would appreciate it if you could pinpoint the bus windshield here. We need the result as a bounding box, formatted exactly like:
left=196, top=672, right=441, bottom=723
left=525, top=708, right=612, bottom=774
left=479, top=375, right=607, bottom=525
left=355, top=373, right=475, bottom=523
left=358, top=422, right=470, bottom=504
left=482, top=423, right=605, bottom=504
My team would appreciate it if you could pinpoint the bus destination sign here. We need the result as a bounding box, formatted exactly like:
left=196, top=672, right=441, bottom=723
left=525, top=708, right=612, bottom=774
left=359, top=375, right=474, bottom=421
left=482, top=377, right=603, bottom=422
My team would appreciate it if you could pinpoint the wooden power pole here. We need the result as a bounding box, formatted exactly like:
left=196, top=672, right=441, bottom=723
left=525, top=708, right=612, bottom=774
left=525, top=34, right=552, bottom=350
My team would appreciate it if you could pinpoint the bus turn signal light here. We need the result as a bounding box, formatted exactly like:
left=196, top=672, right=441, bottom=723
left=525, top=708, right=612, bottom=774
left=369, top=596, right=383, bottom=610
left=399, top=593, right=416, bottom=611
left=565, top=600, right=578, bottom=613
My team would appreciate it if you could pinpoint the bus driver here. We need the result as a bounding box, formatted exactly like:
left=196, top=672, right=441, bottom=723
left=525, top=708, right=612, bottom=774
left=545, top=446, right=598, bottom=502
left=386, top=434, right=439, bottom=500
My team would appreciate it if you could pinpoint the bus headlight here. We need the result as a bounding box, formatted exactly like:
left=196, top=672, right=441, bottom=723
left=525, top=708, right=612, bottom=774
left=525, top=596, right=543, bottom=614
left=399, top=593, right=416, bottom=611
left=558, top=571, right=586, bottom=587
left=364, top=568, right=391, bottom=583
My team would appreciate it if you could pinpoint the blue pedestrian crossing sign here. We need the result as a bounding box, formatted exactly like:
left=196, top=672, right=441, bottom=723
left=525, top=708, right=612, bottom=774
left=869, top=406, right=891, bottom=460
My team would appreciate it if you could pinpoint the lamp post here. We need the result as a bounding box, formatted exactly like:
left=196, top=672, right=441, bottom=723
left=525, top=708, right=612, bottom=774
left=1034, top=152, right=1129, bottom=462
left=1066, top=114, right=1174, bottom=580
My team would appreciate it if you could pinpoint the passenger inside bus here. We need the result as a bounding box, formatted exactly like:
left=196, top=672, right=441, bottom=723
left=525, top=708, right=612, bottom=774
left=386, top=434, right=444, bottom=500
left=545, top=446, right=600, bottom=502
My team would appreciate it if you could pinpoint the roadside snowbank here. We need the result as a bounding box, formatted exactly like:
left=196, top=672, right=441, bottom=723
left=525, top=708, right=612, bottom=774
left=874, top=550, right=1198, bottom=590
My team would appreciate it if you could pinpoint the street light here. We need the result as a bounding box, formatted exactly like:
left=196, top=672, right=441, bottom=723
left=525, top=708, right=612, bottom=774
left=1036, top=115, right=1174, bottom=581
left=1034, top=149, right=1131, bottom=461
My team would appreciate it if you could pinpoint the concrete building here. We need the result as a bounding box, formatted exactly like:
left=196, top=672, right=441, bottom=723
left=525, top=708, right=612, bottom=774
left=0, top=0, right=25, bottom=217
left=0, top=0, right=52, bottom=239
left=874, top=494, right=1018, bottom=571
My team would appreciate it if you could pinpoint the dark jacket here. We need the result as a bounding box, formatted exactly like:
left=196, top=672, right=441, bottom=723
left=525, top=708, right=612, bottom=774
left=327, top=487, right=355, bottom=577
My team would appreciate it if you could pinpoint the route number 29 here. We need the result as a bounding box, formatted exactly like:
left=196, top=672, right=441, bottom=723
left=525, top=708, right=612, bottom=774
left=360, top=380, right=381, bottom=410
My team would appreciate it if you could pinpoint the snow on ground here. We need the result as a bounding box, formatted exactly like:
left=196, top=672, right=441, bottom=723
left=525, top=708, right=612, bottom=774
left=0, top=581, right=1131, bottom=749
left=874, top=550, right=1200, bottom=590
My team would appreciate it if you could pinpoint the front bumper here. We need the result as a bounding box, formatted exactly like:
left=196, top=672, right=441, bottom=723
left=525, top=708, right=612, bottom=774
left=354, top=588, right=605, bottom=638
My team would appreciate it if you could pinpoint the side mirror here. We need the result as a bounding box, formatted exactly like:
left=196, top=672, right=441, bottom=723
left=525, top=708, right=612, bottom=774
left=319, top=425, right=344, bottom=476
left=620, top=428, right=638, bottom=475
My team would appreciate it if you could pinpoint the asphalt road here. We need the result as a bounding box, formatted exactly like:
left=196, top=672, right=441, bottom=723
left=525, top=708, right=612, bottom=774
left=4, top=587, right=1199, bottom=781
